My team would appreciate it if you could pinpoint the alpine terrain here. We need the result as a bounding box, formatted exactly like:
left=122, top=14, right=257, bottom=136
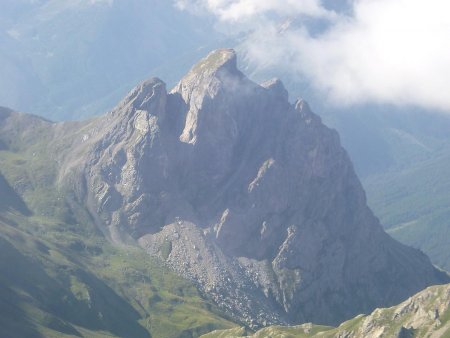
left=0, top=49, right=448, bottom=336
left=203, top=283, right=450, bottom=337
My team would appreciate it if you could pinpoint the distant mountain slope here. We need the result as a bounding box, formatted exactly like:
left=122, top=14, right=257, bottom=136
left=333, top=110, right=450, bottom=272
left=202, top=283, right=450, bottom=338
left=1, top=50, right=447, bottom=331
left=0, top=0, right=226, bottom=120
left=365, top=148, right=450, bottom=271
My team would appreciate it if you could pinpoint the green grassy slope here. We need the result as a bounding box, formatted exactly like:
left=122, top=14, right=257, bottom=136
left=0, top=114, right=236, bottom=337
left=0, top=210, right=235, bottom=338
left=0, top=207, right=236, bottom=338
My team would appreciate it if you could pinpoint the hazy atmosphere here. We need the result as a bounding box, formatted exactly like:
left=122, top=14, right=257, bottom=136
left=178, top=0, right=450, bottom=110
left=1, top=1, right=450, bottom=337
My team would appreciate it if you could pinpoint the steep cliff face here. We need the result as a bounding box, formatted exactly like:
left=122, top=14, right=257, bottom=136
left=1, top=50, right=447, bottom=328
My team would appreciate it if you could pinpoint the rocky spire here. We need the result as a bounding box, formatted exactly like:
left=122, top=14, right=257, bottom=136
left=171, top=49, right=245, bottom=144
left=112, top=77, right=167, bottom=122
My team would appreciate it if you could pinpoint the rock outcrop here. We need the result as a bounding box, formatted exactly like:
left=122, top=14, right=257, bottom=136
left=202, top=283, right=450, bottom=338
left=1, top=49, right=447, bottom=328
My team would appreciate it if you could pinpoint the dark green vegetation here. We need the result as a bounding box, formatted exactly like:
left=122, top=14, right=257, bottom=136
left=0, top=108, right=235, bottom=337
left=327, top=110, right=450, bottom=272
left=365, top=150, right=450, bottom=272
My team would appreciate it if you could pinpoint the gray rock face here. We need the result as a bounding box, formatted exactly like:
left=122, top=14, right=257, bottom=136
left=11, top=49, right=447, bottom=327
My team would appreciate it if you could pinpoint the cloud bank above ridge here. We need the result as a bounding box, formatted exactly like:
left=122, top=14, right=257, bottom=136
left=175, top=0, right=450, bottom=112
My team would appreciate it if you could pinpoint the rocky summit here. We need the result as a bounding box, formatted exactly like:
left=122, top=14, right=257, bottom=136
left=1, top=49, right=447, bottom=329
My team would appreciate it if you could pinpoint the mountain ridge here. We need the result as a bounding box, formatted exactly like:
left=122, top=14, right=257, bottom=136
left=202, top=282, right=450, bottom=338
left=0, top=49, right=448, bottom=330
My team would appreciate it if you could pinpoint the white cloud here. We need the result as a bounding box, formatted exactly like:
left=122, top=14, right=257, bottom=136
left=175, top=0, right=335, bottom=22
left=175, top=0, right=450, bottom=112
left=87, top=0, right=114, bottom=6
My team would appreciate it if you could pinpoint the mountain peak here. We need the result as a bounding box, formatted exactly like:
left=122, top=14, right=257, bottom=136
left=261, top=78, right=289, bottom=101
left=49, top=49, right=448, bottom=328
left=117, top=77, right=166, bottom=113
left=191, top=48, right=238, bottom=75
left=171, top=48, right=245, bottom=144
left=171, top=48, right=241, bottom=97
